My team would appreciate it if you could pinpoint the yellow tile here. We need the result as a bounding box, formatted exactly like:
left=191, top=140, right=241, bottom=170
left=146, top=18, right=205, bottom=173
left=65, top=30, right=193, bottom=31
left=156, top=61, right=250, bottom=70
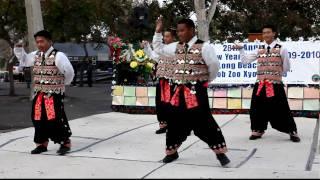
left=112, top=86, right=124, bottom=96
left=228, top=98, right=242, bottom=109
left=242, top=87, right=253, bottom=98
left=288, top=87, right=304, bottom=99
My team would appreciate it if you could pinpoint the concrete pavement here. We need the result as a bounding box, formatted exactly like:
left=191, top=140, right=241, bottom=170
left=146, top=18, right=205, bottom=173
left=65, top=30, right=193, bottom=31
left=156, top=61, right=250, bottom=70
left=0, top=82, right=113, bottom=132
left=0, top=113, right=319, bottom=178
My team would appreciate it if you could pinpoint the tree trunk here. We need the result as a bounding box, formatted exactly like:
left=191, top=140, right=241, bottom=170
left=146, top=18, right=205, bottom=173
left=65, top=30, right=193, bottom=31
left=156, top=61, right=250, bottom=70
left=194, top=0, right=218, bottom=41
left=8, top=56, right=15, bottom=96
left=25, top=0, right=44, bottom=100
left=197, top=20, right=209, bottom=41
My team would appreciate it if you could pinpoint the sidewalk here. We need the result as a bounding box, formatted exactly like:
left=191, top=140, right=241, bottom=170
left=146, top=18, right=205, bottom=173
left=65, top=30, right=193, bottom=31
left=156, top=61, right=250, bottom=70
left=0, top=113, right=319, bottom=178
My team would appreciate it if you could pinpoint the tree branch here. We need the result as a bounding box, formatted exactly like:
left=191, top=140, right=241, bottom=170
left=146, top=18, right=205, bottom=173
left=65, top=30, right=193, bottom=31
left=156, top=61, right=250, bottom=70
left=207, top=0, right=218, bottom=22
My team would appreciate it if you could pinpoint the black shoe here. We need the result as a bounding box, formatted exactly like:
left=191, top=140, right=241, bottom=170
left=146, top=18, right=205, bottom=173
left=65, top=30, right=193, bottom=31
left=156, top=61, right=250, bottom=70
left=57, top=145, right=71, bottom=155
left=290, top=135, right=301, bottom=142
left=216, top=153, right=231, bottom=167
left=155, top=127, right=167, bottom=134
left=249, top=135, right=263, bottom=140
left=31, top=145, right=47, bottom=154
left=162, top=152, right=179, bottom=163
left=249, top=131, right=264, bottom=140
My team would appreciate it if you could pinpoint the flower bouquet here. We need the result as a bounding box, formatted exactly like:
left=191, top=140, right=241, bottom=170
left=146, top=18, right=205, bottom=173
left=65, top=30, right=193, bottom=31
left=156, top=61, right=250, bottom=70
left=129, top=49, right=155, bottom=84
left=108, top=36, right=126, bottom=64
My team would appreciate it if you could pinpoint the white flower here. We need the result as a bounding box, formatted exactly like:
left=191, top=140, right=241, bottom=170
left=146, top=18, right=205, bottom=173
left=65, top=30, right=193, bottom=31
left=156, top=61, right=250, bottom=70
left=175, top=70, right=179, bottom=74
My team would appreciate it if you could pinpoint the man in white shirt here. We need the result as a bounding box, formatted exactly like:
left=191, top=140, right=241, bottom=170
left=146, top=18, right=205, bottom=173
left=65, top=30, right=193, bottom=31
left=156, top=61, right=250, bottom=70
left=152, top=18, right=230, bottom=167
left=15, top=30, right=75, bottom=155
left=13, top=43, right=32, bottom=88
left=234, top=25, right=300, bottom=142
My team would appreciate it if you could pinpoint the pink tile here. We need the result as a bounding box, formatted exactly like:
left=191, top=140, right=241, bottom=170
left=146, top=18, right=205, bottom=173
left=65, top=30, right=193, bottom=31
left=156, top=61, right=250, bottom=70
left=213, top=98, right=227, bottom=109
left=136, top=87, right=148, bottom=97
left=288, top=99, right=303, bottom=110
left=213, top=89, right=227, bottom=97
left=304, top=87, right=319, bottom=99
left=136, top=97, right=149, bottom=106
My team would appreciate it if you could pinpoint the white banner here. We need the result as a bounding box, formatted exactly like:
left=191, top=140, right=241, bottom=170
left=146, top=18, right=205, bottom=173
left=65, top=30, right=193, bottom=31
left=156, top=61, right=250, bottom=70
left=212, top=41, right=320, bottom=85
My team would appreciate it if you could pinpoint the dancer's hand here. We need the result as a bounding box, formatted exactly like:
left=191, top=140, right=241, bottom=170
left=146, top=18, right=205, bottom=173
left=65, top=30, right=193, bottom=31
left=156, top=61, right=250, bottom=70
left=155, top=15, right=163, bottom=33
left=232, top=43, right=243, bottom=50
left=140, top=40, right=149, bottom=48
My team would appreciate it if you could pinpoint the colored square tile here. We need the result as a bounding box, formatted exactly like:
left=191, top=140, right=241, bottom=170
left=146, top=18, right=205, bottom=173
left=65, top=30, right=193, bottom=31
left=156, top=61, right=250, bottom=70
left=304, top=87, right=319, bottom=99
left=303, top=100, right=320, bottom=111
left=228, top=88, right=242, bottom=98
left=148, top=87, right=156, bottom=97
left=112, top=96, right=124, bottom=105
left=228, top=98, right=242, bottom=109
left=112, top=86, right=124, bottom=96
left=136, top=97, right=149, bottom=106
left=213, top=89, right=227, bottom=97
left=288, top=99, right=303, bottom=110
left=209, top=98, right=213, bottom=108
left=242, top=99, right=251, bottom=109
left=123, top=86, right=136, bottom=96
left=148, top=97, right=156, bottom=106
left=283, top=85, right=288, bottom=96
left=124, top=97, right=136, bottom=106
left=242, top=87, right=253, bottom=98
left=207, top=89, right=214, bottom=97
left=136, top=87, right=148, bottom=97
left=213, top=98, right=227, bottom=109
left=287, top=87, right=304, bottom=99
